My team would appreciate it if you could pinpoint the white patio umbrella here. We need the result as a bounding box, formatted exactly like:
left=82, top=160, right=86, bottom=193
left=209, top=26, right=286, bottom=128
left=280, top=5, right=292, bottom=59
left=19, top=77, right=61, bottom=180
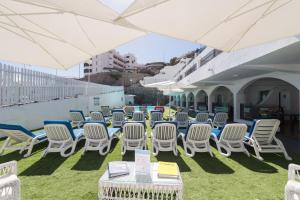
left=0, top=0, right=145, bottom=69
left=120, top=0, right=300, bottom=51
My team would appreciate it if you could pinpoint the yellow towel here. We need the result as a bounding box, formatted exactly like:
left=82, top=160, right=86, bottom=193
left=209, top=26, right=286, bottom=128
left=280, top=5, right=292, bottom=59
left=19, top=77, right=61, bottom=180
left=158, top=162, right=179, bottom=178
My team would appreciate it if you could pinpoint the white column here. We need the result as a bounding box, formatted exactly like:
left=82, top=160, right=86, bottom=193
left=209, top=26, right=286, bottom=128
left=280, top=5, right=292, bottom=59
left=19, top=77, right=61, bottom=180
left=233, top=92, right=239, bottom=122
left=207, top=94, right=212, bottom=113
left=194, top=96, right=197, bottom=111
left=186, top=95, right=189, bottom=109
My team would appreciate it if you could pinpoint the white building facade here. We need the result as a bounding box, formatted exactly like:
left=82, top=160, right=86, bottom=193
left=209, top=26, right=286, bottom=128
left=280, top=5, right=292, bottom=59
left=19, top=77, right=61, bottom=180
left=84, top=50, right=144, bottom=75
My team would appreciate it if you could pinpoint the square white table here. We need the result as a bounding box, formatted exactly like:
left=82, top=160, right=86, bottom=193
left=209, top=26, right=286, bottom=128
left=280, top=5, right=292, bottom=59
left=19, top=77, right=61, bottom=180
left=99, top=162, right=183, bottom=200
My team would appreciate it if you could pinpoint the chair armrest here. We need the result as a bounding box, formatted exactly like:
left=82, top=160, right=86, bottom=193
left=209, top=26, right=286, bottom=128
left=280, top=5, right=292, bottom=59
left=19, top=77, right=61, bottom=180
left=288, top=164, right=300, bottom=180
left=0, top=161, right=17, bottom=178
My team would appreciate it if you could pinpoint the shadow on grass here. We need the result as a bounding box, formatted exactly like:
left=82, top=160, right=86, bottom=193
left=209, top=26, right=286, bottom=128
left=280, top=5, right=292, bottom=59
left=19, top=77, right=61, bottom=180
left=192, top=153, right=235, bottom=174
left=230, top=153, right=278, bottom=173
left=72, top=151, right=107, bottom=171
left=0, top=142, right=46, bottom=163
left=20, top=154, right=67, bottom=176
left=72, top=139, right=119, bottom=171
left=20, top=141, right=86, bottom=176
left=156, top=151, right=191, bottom=172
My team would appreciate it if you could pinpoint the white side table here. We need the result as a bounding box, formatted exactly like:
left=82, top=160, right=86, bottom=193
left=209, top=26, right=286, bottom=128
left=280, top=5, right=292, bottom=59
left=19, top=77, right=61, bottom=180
left=99, top=162, right=183, bottom=200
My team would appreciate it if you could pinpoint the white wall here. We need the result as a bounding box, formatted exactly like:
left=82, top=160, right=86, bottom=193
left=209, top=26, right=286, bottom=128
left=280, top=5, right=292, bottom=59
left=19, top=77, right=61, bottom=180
left=0, top=91, right=125, bottom=131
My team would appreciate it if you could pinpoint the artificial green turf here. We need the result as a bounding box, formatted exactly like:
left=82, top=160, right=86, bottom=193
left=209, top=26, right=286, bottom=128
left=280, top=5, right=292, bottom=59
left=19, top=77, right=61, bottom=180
left=0, top=108, right=298, bottom=200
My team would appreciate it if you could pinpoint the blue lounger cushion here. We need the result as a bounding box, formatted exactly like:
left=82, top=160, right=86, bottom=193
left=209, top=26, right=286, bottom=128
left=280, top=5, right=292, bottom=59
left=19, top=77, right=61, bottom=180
left=0, top=123, right=47, bottom=141
left=44, top=120, right=83, bottom=140
left=245, top=120, right=257, bottom=139
left=211, top=128, right=223, bottom=139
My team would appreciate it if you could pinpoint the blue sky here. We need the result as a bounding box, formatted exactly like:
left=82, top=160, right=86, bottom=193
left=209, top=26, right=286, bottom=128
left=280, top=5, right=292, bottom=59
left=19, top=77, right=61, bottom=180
left=0, top=0, right=200, bottom=78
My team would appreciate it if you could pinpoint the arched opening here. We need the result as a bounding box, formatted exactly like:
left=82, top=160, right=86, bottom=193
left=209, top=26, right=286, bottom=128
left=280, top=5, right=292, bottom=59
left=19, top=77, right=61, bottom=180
left=177, top=95, right=181, bottom=107
left=187, top=92, right=194, bottom=109
left=238, top=77, right=300, bottom=138
left=210, top=86, right=233, bottom=120
left=181, top=93, right=186, bottom=108
left=195, top=90, right=208, bottom=112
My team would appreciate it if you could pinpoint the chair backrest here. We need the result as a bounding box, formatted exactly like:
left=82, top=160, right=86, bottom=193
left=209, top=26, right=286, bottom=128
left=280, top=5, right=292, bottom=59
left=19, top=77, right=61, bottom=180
left=186, top=124, right=211, bottom=141
left=219, top=123, right=247, bottom=142
left=123, top=123, right=145, bottom=140
left=175, top=112, right=188, bottom=122
left=69, top=110, right=85, bottom=122
left=213, top=112, right=228, bottom=127
left=83, top=122, right=108, bottom=140
left=124, top=106, right=135, bottom=114
left=140, top=106, right=148, bottom=115
left=0, top=123, right=34, bottom=142
left=90, top=111, right=105, bottom=121
left=153, top=123, right=177, bottom=140
left=112, top=112, right=124, bottom=122
left=44, top=121, right=75, bottom=141
left=249, top=119, right=280, bottom=144
left=151, top=111, right=163, bottom=122
left=101, top=106, right=110, bottom=117
left=132, top=112, right=145, bottom=122
left=195, top=113, right=209, bottom=123
left=0, top=161, right=17, bottom=179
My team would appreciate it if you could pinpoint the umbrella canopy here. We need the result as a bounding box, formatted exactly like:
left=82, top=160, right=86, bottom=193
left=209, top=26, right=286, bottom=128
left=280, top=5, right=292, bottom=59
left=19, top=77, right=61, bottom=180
left=121, top=0, right=300, bottom=51
left=0, top=0, right=145, bottom=69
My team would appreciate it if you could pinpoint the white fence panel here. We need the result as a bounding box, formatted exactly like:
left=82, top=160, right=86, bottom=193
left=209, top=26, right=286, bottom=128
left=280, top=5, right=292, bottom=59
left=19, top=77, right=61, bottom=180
left=0, top=64, right=124, bottom=107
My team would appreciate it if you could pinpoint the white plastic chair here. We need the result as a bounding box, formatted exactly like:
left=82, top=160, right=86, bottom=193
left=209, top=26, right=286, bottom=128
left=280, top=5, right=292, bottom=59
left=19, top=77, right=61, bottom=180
left=0, top=123, right=47, bottom=157
left=179, top=124, right=212, bottom=157
left=210, top=112, right=228, bottom=128
left=195, top=113, right=209, bottom=123
left=244, top=119, right=292, bottom=161
left=43, top=121, right=84, bottom=157
left=132, top=111, right=145, bottom=122
left=175, top=112, right=189, bottom=129
left=211, top=123, right=250, bottom=157
left=112, top=112, right=125, bottom=128
left=0, top=161, right=20, bottom=200
left=285, top=164, right=300, bottom=200
left=121, top=122, right=146, bottom=155
left=150, top=111, right=163, bottom=127
left=83, top=123, right=120, bottom=155
left=69, top=110, right=91, bottom=128
left=151, top=123, right=177, bottom=156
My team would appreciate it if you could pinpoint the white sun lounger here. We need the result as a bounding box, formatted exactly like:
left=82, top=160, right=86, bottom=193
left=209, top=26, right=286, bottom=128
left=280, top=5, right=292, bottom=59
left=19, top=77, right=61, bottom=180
left=195, top=112, right=209, bottom=123
left=179, top=124, right=212, bottom=157
left=43, top=120, right=84, bottom=157
left=83, top=122, right=120, bottom=155
left=101, top=106, right=110, bottom=117
left=150, top=111, right=163, bottom=128
left=69, top=110, right=91, bottom=128
left=132, top=111, right=145, bottom=122
left=121, top=122, right=146, bottom=155
left=0, top=123, right=47, bottom=157
left=112, top=111, right=125, bottom=128
left=211, top=123, right=249, bottom=157
left=210, top=112, right=228, bottom=128
left=90, top=111, right=110, bottom=125
left=244, top=119, right=291, bottom=161
left=151, top=122, right=178, bottom=156
left=174, top=112, right=189, bottom=129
